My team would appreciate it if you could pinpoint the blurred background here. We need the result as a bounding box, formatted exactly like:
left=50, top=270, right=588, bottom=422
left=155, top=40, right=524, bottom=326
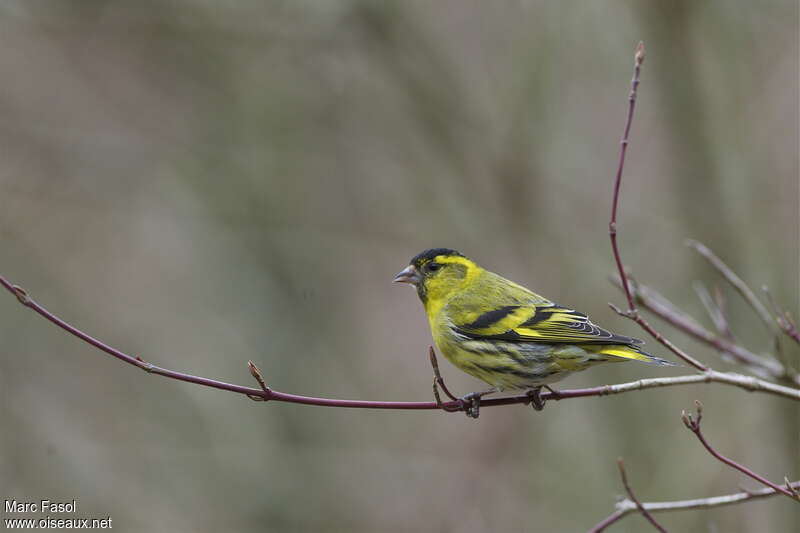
left=1, top=1, right=797, bottom=532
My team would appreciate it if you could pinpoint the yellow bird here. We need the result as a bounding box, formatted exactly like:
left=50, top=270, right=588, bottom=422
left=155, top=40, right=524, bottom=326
left=394, top=248, right=674, bottom=417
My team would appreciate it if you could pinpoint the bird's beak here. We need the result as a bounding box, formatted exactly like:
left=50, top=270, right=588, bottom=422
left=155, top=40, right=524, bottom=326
left=393, top=264, right=421, bottom=285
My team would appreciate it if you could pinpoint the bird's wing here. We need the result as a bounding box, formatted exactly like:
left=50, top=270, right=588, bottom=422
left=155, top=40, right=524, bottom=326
left=453, top=303, right=643, bottom=345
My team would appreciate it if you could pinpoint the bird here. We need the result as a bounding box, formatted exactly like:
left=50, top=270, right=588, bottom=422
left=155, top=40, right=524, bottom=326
left=393, top=248, right=674, bottom=417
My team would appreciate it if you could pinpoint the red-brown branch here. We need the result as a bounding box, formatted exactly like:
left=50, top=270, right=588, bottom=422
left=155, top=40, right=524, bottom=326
left=610, top=277, right=792, bottom=382
left=609, top=303, right=708, bottom=371
left=616, top=458, right=669, bottom=532
left=681, top=401, right=799, bottom=502
left=3, top=273, right=798, bottom=416
left=587, top=509, right=626, bottom=533
left=604, top=42, right=707, bottom=372
left=609, top=41, right=645, bottom=314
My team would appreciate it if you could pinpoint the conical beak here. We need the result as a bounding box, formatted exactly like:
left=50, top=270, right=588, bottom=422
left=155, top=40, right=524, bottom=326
left=393, top=264, right=421, bottom=285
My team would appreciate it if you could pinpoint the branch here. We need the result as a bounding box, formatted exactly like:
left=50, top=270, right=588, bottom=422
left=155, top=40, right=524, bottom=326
left=616, top=458, right=668, bottom=532
left=588, top=480, right=800, bottom=532
left=609, top=41, right=645, bottom=313
left=429, top=347, right=461, bottom=412
left=686, top=240, right=776, bottom=334
left=693, top=281, right=734, bottom=341
left=609, top=302, right=708, bottom=372
left=600, top=44, right=799, bottom=525
left=2, top=275, right=798, bottom=417
left=547, top=370, right=800, bottom=402
left=604, top=43, right=708, bottom=372
left=763, top=286, right=800, bottom=346
left=681, top=401, right=800, bottom=502
left=686, top=240, right=797, bottom=375
left=610, top=277, right=797, bottom=384
left=592, top=407, right=800, bottom=531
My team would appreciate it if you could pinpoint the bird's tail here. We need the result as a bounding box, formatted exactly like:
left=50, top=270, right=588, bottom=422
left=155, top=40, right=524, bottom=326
left=593, top=344, right=678, bottom=366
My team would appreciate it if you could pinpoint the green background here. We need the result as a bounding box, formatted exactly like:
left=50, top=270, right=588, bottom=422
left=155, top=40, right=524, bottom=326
left=1, top=1, right=797, bottom=532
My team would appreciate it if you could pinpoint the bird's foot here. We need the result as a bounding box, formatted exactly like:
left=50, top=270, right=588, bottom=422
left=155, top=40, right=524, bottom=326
left=526, top=386, right=554, bottom=411
left=459, top=388, right=498, bottom=419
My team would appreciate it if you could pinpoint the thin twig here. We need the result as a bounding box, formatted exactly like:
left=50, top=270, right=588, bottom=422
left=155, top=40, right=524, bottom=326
left=693, top=281, right=734, bottom=341
left=785, top=477, right=800, bottom=499
left=588, top=480, right=800, bottom=532
left=604, top=43, right=707, bottom=373
left=757, top=286, right=787, bottom=365
left=609, top=303, right=708, bottom=371
left=587, top=509, right=625, bottom=533
left=617, top=458, right=668, bottom=532
left=764, top=286, right=800, bottom=346
left=609, top=41, right=645, bottom=313
left=778, top=314, right=800, bottom=345
left=611, top=276, right=794, bottom=383
left=686, top=240, right=795, bottom=373
left=686, top=240, right=776, bottom=334
left=429, top=347, right=460, bottom=412
left=247, top=360, right=271, bottom=401
left=713, top=286, right=733, bottom=338
left=681, top=401, right=799, bottom=502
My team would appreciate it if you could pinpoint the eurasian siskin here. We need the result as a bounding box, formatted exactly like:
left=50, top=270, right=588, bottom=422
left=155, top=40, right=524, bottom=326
left=394, top=248, right=674, bottom=417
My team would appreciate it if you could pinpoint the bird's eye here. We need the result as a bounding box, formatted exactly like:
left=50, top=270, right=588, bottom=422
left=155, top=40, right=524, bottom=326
left=427, top=262, right=441, bottom=272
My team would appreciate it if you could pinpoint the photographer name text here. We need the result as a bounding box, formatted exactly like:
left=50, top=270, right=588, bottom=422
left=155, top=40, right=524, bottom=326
left=6, top=500, right=77, bottom=514
left=3, top=500, right=112, bottom=529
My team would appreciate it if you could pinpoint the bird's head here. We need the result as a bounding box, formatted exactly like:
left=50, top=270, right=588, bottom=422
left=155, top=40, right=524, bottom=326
left=393, top=248, right=480, bottom=305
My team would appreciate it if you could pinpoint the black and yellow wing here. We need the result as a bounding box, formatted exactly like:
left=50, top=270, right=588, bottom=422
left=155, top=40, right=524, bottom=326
left=453, top=303, right=644, bottom=345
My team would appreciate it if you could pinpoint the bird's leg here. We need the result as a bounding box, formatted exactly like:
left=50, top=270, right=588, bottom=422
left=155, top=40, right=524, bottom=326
left=459, top=388, right=498, bottom=419
left=526, top=386, right=552, bottom=411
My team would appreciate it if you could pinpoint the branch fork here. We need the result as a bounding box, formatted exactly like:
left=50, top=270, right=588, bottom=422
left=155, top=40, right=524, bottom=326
left=428, top=347, right=464, bottom=413
left=682, top=401, right=799, bottom=503
left=247, top=360, right=272, bottom=402
left=615, top=458, right=668, bottom=533
left=11, top=284, right=31, bottom=306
